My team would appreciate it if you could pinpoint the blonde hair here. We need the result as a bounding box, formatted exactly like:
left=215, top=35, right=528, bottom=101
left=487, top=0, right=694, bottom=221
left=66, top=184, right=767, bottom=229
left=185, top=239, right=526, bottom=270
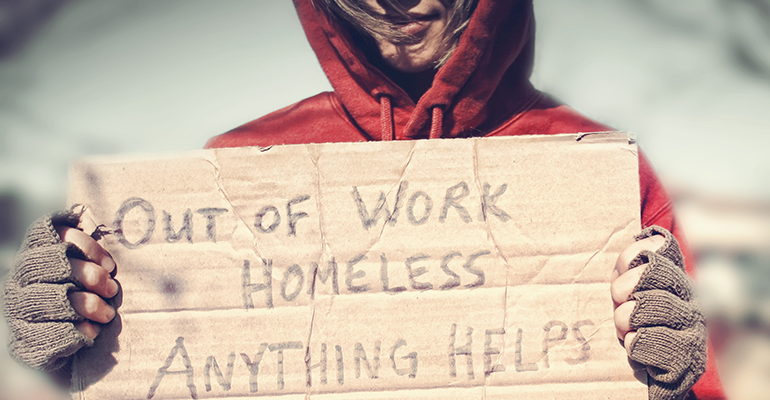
left=318, top=0, right=478, bottom=68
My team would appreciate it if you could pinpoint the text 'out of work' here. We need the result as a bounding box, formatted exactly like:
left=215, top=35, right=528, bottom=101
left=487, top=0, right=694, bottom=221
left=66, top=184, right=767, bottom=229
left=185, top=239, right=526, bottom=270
left=110, top=181, right=510, bottom=249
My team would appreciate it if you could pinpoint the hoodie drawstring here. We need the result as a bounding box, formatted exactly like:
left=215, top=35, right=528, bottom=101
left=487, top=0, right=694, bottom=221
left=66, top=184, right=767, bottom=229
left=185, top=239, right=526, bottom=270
left=379, top=95, right=394, bottom=141
left=380, top=97, right=444, bottom=140
left=429, top=106, right=443, bottom=139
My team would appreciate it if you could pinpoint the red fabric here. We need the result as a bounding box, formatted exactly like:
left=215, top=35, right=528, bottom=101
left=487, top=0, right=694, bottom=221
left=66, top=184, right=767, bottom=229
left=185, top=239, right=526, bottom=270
left=206, top=0, right=725, bottom=397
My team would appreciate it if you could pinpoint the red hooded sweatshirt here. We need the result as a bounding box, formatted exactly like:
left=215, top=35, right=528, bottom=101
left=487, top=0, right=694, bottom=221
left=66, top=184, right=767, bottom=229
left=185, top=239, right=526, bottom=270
left=206, top=1, right=724, bottom=397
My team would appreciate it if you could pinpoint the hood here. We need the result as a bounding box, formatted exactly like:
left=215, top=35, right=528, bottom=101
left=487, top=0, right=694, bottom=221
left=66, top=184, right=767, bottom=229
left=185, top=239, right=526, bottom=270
left=293, top=0, right=540, bottom=140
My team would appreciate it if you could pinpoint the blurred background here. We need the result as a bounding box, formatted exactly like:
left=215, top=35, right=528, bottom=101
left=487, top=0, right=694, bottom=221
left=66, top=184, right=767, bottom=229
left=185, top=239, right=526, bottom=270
left=0, top=0, right=768, bottom=398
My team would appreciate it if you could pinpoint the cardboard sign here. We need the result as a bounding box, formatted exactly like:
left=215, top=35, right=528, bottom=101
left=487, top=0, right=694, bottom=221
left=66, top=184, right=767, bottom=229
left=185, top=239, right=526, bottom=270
left=69, top=133, right=646, bottom=399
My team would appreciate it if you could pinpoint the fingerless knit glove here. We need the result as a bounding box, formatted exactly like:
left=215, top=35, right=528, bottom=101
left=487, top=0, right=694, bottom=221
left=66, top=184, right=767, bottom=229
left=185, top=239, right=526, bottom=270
left=4, top=211, right=93, bottom=371
left=627, top=226, right=706, bottom=400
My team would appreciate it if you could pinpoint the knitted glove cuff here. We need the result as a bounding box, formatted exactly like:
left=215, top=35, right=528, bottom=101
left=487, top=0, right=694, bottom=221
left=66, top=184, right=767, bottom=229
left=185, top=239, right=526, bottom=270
left=13, top=242, right=74, bottom=286
left=7, top=319, right=93, bottom=371
left=5, top=281, right=83, bottom=322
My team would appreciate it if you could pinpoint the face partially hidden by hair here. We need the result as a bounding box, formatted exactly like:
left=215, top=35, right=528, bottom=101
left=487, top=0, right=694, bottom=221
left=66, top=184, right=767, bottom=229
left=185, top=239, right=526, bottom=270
left=325, top=0, right=476, bottom=74
left=362, top=0, right=450, bottom=73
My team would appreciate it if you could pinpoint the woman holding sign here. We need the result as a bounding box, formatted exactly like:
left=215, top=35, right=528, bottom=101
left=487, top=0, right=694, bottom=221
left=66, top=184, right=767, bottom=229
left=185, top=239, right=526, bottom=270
left=5, top=0, right=723, bottom=399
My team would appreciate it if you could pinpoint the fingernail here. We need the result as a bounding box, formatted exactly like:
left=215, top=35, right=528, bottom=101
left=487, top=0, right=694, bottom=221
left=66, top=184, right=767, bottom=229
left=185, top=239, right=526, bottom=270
left=75, top=321, right=100, bottom=340
left=91, top=323, right=102, bottom=338
left=104, top=305, right=116, bottom=322
left=651, top=235, right=665, bottom=251
left=101, top=255, right=116, bottom=274
left=107, top=279, right=119, bottom=298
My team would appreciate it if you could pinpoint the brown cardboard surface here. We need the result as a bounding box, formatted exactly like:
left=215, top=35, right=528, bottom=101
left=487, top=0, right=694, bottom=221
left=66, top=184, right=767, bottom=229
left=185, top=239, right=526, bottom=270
left=69, top=133, right=645, bottom=399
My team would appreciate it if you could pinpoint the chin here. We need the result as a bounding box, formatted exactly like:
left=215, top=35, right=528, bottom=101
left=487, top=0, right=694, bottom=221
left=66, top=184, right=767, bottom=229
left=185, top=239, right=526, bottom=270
left=391, top=63, right=433, bottom=73
left=385, top=51, right=438, bottom=73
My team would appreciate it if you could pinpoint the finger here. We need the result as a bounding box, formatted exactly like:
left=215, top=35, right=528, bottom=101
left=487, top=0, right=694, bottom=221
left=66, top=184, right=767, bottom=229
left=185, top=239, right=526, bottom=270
left=74, top=320, right=101, bottom=341
left=70, top=259, right=119, bottom=298
left=634, top=255, right=693, bottom=299
left=68, top=291, right=116, bottom=324
left=615, top=235, right=665, bottom=275
left=625, top=325, right=706, bottom=384
left=629, top=290, right=701, bottom=330
left=611, top=265, right=646, bottom=305
left=55, top=226, right=116, bottom=274
left=636, top=226, right=685, bottom=270
left=614, top=300, right=636, bottom=339
left=623, top=331, right=637, bottom=356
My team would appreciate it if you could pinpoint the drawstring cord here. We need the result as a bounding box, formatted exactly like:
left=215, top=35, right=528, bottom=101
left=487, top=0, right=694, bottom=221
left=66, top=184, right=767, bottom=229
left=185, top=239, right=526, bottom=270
left=379, top=95, right=444, bottom=140
left=429, top=106, right=443, bottom=139
left=379, top=95, right=394, bottom=141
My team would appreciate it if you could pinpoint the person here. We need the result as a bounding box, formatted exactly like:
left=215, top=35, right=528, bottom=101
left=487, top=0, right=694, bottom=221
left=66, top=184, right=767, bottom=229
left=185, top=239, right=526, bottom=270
left=4, top=0, right=724, bottom=399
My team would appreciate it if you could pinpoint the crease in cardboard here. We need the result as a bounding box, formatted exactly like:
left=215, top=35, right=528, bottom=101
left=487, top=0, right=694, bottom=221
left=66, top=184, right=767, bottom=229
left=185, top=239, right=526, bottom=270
left=587, top=318, right=615, bottom=345
left=623, top=142, right=639, bottom=156
left=394, top=141, right=417, bottom=187
left=305, top=144, right=326, bottom=398
left=471, top=139, right=509, bottom=383
left=306, top=145, right=332, bottom=261
left=352, top=141, right=417, bottom=258
left=127, top=341, right=132, bottom=372
left=305, top=304, right=317, bottom=397
left=571, top=218, right=637, bottom=284
left=517, top=256, right=548, bottom=286
left=375, top=141, right=417, bottom=247
left=205, top=151, right=266, bottom=262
